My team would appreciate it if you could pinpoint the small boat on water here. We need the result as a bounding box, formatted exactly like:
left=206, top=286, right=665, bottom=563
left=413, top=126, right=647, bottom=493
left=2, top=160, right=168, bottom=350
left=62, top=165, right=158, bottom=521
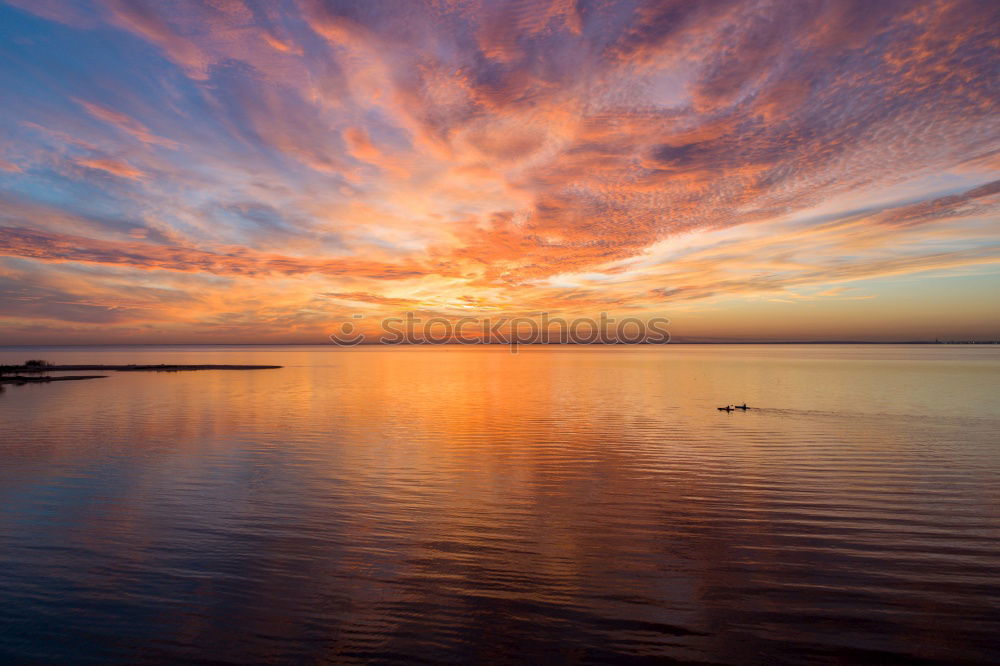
left=717, top=405, right=734, bottom=412
left=735, top=403, right=749, bottom=410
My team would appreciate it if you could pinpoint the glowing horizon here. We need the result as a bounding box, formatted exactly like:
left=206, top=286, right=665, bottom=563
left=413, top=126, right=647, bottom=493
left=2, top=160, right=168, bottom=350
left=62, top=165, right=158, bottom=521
left=1, top=0, right=997, bottom=344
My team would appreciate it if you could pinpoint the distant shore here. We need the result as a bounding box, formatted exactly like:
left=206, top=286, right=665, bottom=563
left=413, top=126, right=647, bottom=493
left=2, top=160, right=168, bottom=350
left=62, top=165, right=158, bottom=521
left=0, top=364, right=282, bottom=387
left=4, top=364, right=282, bottom=372
left=0, top=375, right=107, bottom=385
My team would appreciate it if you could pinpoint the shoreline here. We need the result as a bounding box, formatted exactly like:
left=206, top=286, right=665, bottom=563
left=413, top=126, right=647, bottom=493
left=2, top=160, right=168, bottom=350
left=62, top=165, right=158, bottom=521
left=4, top=364, right=283, bottom=372
left=0, top=375, right=107, bottom=384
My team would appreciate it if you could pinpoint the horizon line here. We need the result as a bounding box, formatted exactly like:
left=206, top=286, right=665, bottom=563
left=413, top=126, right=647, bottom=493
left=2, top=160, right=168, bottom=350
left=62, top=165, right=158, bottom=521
left=1, top=340, right=998, bottom=347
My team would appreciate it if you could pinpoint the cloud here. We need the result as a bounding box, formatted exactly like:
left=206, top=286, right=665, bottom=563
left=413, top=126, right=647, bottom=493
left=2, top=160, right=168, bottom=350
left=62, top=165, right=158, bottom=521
left=76, top=157, right=146, bottom=180
left=321, top=291, right=423, bottom=308
left=0, top=0, right=997, bottom=340
left=0, top=226, right=429, bottom=279
left=75, top=99, right=178, bottom=147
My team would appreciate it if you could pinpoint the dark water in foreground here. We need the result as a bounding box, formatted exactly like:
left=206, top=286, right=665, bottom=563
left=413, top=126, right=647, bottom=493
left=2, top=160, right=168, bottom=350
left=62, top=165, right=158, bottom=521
left=0, top=345, right=998, bottom=664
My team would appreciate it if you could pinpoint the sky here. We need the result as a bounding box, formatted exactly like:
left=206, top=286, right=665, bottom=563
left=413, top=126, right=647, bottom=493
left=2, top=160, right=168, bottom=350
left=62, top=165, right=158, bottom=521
left=0, top=0, right=997, bottom=344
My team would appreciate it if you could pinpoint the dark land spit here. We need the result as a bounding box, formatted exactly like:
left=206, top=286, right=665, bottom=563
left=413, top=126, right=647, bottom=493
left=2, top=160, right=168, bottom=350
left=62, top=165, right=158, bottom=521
left=1, top=375, right=107, bottom=384
left=4, top=364, right=282, bottom=372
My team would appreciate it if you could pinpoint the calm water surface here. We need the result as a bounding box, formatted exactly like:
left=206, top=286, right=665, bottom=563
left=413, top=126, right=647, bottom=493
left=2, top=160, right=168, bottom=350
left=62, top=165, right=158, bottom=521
left=0, top=345, right=998, bottom=664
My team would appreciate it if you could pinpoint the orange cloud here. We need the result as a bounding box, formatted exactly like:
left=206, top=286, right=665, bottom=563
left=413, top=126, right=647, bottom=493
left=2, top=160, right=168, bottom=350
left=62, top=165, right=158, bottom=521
left=76, top=99, right=178, bottom=147
left=76, top=157, right=146, bottom=181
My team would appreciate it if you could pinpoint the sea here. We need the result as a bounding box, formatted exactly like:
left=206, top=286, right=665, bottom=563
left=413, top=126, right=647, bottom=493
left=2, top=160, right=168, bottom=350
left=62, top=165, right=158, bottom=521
left=0, top=344, right=998, bottom=664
